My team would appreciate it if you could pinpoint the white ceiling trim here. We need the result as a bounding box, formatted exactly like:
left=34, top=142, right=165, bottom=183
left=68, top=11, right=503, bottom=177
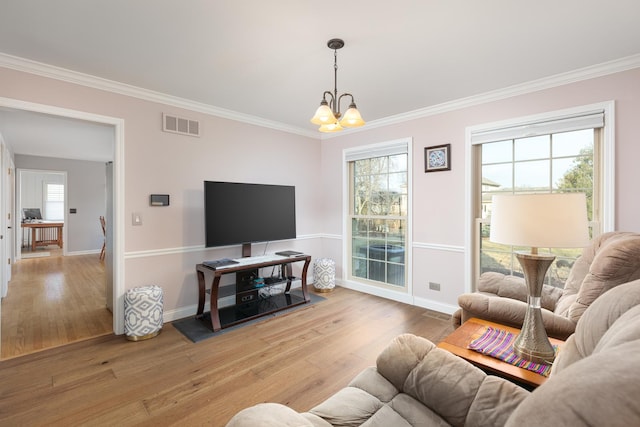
left=2, top=52, right=639, bottom=141
left=323, top=53, right=640, bottom=139
left=0, top=52, right=318, bottom=139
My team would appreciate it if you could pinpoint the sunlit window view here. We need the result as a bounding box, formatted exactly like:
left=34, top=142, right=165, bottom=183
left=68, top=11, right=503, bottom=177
left=479, top=129, right=596, bottom=287
left=349, top=154, right=408, bottom=287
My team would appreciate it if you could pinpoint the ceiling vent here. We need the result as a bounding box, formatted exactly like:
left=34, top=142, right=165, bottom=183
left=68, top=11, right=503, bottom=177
left=162, top=113, right=200, bottom=137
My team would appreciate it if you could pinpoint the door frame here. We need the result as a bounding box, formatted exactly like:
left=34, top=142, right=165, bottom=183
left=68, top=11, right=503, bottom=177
left=0, top=96, right=126, bottom=335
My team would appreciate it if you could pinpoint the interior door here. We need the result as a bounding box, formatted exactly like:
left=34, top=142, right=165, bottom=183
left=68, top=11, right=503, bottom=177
left=5, top=152, right=14, bottom=284
left=0, top=143, right=6, bottom=298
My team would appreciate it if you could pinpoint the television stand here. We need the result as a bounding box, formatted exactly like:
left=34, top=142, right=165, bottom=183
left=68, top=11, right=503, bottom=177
left=195, top=254, right=311, bottom=332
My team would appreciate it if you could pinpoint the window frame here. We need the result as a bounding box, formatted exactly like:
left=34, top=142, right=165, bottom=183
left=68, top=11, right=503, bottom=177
left=342, top=138, right=413, bottom=301
left=464, top=102, right=615, bottom=292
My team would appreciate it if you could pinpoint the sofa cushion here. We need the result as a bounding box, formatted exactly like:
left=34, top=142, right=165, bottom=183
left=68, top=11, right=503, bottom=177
left=506, top=339, right=640, bottom=427
left=465, top=376, right=528, bottom=427
left=555, top=232, right=640, bottom=322
left=308, top=386, right=383, bottom=427
left=553, top=279, right=640, bottom=373
left=348, top=367, right=398, bottom=402
left=360, top=404, right=413, bottom=427
left=378, top=393, right=449, bottom=427
left=226, top=403, right=328, bottom=427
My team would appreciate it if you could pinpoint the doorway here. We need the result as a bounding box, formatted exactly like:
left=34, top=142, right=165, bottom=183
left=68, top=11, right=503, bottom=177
left=0, top=97, right=125, bottom=357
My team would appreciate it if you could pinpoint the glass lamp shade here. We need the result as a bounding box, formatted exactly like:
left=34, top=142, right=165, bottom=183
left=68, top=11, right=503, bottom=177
left=310, top=102, right=337, bottom=125
left=489, top=193, right=590, bottom=250
left=339, top=104, right=365, bottom=128
left=319, top=121, right=344, bottom=133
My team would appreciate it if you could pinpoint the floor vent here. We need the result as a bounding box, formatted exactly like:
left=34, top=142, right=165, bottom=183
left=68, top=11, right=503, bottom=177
left=162, top=113, right=200, bottom=137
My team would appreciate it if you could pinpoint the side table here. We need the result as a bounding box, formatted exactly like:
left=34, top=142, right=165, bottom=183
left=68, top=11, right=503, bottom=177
left=437, top=317, right=564, bottom=388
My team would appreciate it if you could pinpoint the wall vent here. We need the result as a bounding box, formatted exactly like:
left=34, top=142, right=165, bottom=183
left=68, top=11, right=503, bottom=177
left=162, top=113, right=200, bottom=137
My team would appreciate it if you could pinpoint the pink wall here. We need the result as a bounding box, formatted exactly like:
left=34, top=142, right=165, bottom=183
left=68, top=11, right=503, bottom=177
left=1, top=64, right=639, bottom=317
left=0, top=67, right=323, bottom=316
left=324, top=67, right=640, bottom=310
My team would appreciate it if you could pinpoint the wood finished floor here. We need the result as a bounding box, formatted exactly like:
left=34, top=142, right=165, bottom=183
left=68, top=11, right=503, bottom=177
left=0, top=286, right=453, bottom=427
left=1, top=249, right=112, bottom=359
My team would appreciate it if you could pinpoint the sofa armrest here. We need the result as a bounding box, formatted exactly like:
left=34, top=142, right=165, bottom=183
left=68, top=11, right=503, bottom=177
left=457, top=293, right=577, bottom=340
left=478, top=272, right=563, bottom=311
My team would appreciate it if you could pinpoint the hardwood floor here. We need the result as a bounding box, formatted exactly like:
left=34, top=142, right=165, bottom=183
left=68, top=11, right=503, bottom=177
left=0, top=286, right=453, bottom=426
left=1, top=249, right=112, bottom=359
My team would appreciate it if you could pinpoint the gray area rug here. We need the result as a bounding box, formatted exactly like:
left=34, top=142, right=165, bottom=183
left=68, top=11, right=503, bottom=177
left=173, top=290, right=325, bottom=343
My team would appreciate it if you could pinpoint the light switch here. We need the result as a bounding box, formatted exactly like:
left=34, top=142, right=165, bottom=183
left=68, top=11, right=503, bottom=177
left=132, top=212, right=142, bottom=226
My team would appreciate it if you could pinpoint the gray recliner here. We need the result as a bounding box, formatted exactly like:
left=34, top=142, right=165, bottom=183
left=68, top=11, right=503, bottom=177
left=226, top=280, right=640, bottom=426
left=453, top=231, right=640, bottom=339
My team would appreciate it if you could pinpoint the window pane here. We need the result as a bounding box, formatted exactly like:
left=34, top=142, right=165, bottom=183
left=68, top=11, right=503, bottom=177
left=553, top=129, right=593, bottom=157
left=482, top=140, right=512, bottom=164
left=354, top=159, right=369, bottom=176
left=554, top=154, right=593, bottom=191
left=482, top=163, right=512, bottom=189
left=514, top=160, right=550, bottom=189
left=370, top=157, right=388, bottom=174
left=514, top=135, right=549, bottom=161
left=389, top=154, right=407, bottom=172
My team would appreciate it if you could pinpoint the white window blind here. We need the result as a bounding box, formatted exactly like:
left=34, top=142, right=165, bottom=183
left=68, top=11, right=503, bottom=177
left=345, top=139, right=408, bottom=161
left=471, top=110, right=604, bottom=145
left=45, top=183, right=64, bottom=221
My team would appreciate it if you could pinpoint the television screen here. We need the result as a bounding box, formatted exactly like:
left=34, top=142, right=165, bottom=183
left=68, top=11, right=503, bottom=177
left=204, top=181, right=296, bottom=248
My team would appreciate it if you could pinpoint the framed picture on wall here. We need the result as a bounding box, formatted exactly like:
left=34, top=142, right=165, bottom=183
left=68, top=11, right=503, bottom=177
left=425, top=144, right=451, bottom=172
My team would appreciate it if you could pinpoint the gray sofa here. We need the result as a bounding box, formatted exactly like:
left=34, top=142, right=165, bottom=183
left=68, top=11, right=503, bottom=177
left=454, top=231, right=640, bottom=339
left=226, top=280, right=640, bottom=426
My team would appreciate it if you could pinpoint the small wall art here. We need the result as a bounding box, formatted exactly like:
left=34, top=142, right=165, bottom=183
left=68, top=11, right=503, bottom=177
left=424, top=144, right=451, bottom=172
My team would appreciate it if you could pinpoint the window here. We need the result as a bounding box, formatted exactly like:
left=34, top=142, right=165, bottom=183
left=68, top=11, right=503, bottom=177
left=346, top=140, right=410, bottom=290
left=466, top=103, right=614, bottom=290
left=479, top=129, right=599, bottom=286
left=44, top=183, right=64, bottom=221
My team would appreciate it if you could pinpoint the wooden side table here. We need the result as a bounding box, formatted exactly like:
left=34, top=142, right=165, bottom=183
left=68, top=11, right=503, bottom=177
left=437, top=317, right=564, bottom=388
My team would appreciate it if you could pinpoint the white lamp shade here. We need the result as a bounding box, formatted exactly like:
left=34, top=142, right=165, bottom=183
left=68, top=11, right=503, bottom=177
left=489, top=193, right=590, bottom=249
left=310, top=104, right=337, bottom=125
left=339, top=106, right=365, bottom=128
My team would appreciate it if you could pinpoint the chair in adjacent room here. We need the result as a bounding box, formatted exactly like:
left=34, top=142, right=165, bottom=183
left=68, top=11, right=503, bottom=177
left=453, top=231, right=640, bottom=339
left=99, top=216, right=106, bottom=261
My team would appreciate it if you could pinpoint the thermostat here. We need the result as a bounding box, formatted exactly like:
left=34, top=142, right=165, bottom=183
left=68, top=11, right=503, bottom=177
left=150, top=194, right=170, bottom=206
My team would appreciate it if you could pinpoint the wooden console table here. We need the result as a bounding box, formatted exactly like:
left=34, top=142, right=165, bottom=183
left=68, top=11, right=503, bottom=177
left=196, top=254, right=311, bottom=332
left=21, top=221, right=64, bottom=251
left=437, top=318, right=564, bottom=388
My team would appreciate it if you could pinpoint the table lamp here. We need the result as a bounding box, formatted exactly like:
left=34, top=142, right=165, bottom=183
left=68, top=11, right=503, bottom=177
left=489, top=193, right=590, bottom=364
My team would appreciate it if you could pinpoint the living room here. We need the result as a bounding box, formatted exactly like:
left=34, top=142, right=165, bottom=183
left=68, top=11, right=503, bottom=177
left=1, top=2, right=640, bottom=425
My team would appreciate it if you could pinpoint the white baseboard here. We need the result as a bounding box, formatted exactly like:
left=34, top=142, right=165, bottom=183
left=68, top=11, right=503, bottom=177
left=413, top=296, right=459, bottom=315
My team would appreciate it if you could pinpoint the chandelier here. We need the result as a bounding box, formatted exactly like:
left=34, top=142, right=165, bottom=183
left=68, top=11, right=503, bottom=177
left=310, top=38, right=365, bottom=132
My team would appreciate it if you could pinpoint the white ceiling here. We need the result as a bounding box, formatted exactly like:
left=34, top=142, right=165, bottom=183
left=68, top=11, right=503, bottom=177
left=1, top=0, right=640, bottom=160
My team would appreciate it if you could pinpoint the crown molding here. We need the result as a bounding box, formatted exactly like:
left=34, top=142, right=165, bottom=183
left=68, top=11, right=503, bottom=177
left=0, top=52, right=318, bottom=139
left=323, top=53, right=640, bottom=138
left=2, top=52, right=639, bottom=141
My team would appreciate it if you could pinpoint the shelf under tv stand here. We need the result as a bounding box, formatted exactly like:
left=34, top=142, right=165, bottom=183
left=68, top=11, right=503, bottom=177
left=195, top=254, right=311, bottom=332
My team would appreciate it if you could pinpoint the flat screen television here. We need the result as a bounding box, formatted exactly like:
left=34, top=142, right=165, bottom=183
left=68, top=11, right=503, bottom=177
left=204, top=181, right=296, bottom=255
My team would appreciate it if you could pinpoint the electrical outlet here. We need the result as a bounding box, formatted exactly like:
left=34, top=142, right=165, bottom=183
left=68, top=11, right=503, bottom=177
left=429, top=282, right=441, bottom=291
